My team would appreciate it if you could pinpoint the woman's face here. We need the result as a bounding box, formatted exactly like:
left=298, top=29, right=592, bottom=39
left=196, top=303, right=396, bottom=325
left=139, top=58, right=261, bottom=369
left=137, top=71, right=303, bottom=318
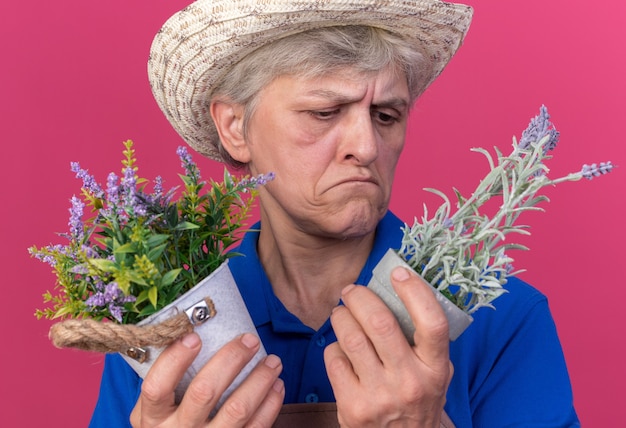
left=239, top=67, right=410, bottom=239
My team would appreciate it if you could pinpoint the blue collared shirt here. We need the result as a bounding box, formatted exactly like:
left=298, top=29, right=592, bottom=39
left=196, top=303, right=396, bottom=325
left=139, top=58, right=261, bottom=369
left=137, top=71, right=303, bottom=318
left=227, top=211, right=403, bottom=404
left=90, top=211, right=579, bottom=426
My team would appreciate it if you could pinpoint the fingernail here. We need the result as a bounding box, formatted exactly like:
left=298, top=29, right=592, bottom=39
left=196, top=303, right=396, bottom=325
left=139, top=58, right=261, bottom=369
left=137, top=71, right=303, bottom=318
left=241, top=333, right=260, bottom=349
left=272, top=378, right=284, bottom=393
left=341, top=284, right=356, bottom=296
left=391, top=266, right=411, bottom=281
left=264, top=354, right=282, bottom=369
left=182, top=333, right=200, bottom=349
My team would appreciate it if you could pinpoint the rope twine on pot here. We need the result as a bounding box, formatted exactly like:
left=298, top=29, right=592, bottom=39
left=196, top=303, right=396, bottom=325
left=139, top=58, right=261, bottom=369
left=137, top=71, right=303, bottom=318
left=48, top=297, right=216, bottom=361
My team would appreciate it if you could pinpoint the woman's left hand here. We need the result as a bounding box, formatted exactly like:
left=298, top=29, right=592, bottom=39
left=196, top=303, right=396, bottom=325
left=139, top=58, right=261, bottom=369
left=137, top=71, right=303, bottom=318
left=324, top=266, right=453, bottom=428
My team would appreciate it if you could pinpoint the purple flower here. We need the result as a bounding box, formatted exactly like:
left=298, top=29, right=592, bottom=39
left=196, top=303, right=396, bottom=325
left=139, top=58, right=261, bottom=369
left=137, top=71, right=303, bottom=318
left=254, top=172, right=276, bottom=187
left=29, top=245, right=64, bottom=267
left=68, top=195, right=85, bottom=241
left=153, top=176, right=164, bottom=199
left=103, top=282, right=122, bottom=301
left=120, top=166, right=147, bottom=217
left=504, top=261, right=514, bottom=275
left=519, top=105, right=560, bottom=153
left=177, top=146, right=201, bottom=181
left=581, top=161, right=614, bottom=180
left=85, top=292, right=104, bottom=308
left=70, top=264, right=89, bottom=274
left=71, top=162, right=104, bottom=198
left=238, top=172, right=276, bottom=192
left=121, top=166, right=136, bottom=198
left=81, top=245, right=99, bottom=259
left=100, top=172, right=123, bottom=219
left=106, top=172, right=120, bottom=206
left=108, top=304, right=124, bottom=323
left=85, top=281, right=136, bottom=322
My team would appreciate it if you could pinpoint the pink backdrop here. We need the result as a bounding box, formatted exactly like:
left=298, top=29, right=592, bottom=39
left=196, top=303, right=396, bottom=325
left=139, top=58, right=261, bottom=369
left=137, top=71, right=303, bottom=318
left=2, top=0, right=624, bottom=425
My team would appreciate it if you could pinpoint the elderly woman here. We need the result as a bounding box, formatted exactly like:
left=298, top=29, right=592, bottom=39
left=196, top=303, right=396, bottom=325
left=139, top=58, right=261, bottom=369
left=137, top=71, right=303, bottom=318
left=90, top=1, right=579, bottom=427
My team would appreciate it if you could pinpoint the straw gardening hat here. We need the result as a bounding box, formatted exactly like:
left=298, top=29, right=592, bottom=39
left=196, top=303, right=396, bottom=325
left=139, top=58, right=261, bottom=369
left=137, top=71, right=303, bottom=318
left=148, top=0, right=474, bottom=162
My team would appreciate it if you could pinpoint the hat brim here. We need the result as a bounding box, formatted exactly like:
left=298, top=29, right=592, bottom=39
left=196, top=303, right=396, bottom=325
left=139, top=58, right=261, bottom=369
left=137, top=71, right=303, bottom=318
left=148, top=0, right=473, bottom=161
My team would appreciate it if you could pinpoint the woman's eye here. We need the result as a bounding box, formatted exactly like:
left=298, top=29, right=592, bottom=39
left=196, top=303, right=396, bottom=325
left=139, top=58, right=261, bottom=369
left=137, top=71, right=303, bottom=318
left=374, top=111, right=398, bottom=125
left=310, top=109, right=339, bottom=119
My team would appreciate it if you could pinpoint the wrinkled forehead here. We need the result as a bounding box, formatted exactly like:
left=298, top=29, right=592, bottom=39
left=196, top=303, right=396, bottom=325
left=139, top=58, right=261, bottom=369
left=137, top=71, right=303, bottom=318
left=264, top=65, right=410, bottom=104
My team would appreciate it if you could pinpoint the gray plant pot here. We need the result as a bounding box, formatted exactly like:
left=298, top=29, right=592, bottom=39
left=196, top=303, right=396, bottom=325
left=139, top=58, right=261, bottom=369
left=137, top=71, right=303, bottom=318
left=367, top=249, right=473, bottom=342
left=120, top=260, right=265, bottom=407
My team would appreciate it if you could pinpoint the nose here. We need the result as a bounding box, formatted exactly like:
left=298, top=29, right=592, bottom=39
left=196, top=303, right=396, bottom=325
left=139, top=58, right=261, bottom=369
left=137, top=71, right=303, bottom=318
left=339, top=110, right=379, bottom=165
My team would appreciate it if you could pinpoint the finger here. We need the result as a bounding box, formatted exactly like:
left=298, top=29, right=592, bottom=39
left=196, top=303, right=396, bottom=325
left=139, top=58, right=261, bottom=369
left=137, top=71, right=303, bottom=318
left=339, top=284, right=413, bottom=368
left=129, top=396, right=142, bottom=427
left=177, top=333, right=262, bottom=424
left=329, top=302, right=383, bottom=377
left=390, top=267, right=450, bottom=367
left=323, top=341, right=359, bottom=399
left=211, top=355, right=284, bottom=426
left=244, top=378, right=285, bottom=427
left=136, top=332, right=203, bottom=425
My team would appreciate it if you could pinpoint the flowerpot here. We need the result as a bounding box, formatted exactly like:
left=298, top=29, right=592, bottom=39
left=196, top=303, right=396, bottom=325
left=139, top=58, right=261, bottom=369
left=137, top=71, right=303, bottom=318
left=367, top=249, right=473, bottom=342
left=120, top=260, right=266, bottom=407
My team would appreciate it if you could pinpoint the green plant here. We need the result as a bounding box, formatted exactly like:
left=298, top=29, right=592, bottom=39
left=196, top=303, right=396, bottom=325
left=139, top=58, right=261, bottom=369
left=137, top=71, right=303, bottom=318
left=30, top=140, right=274, bottom=324
left=398, top=106, right=613, bottom=314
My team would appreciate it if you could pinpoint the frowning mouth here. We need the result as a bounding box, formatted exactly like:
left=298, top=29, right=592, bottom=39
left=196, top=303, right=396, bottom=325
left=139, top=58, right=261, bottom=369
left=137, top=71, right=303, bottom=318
left=335, top=175, right=378, bottom=187
left=319, top=173, right=381, bottom=196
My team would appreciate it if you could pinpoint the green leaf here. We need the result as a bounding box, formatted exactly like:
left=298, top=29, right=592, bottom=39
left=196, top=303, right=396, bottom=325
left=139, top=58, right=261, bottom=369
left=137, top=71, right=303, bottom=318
left=174, top=221, right=200, bottom=231
left=135, top=290, right=150, bottom=305
left=161, top=268, right=182, bottom=287
left=146, top=234, right=170, bottom=248
left=52, top=305, right=74, bottom=319
left=178, top=173, right=194, bottom=187
left=114, top=242, right=137, bottom=254
left=127, top=271, right=149, bottom=286
left=147, top=243, right=168, bottom=261
left=88, top=259, right=118, bottom=273
left=148, top=286, right=158, bottom=308
left=136, top=304, right=158, bottom=318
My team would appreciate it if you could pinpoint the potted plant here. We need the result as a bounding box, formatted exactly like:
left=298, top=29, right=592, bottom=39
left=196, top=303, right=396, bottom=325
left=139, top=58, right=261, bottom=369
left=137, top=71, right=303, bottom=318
left=368, top=106, right=613, bottom=341
left=30, top=140, right=274, bottom=405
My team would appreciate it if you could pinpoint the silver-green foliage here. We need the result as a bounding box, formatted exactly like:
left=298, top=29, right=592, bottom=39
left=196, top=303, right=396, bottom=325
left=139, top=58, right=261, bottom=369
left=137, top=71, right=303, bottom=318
left=398, top=106, right=613, bottom=314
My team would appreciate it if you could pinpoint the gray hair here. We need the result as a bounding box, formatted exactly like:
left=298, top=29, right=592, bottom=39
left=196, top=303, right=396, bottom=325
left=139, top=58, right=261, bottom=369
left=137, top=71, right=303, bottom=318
left=209, top=25, right=431, bottom=167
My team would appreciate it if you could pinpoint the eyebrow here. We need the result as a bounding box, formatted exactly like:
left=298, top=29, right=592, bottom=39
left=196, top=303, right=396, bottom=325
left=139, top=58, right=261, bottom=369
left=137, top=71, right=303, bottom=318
left=305, top=89, right=409, bottom=111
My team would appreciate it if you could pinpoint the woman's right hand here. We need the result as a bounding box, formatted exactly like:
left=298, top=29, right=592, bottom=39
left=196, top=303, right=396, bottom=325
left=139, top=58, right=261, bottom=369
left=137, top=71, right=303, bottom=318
left=130, top=332, right=285, bottom=427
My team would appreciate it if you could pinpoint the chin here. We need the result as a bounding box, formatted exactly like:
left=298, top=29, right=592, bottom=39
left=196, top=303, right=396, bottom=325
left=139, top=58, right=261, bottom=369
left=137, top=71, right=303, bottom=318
left=323, top=203, right=386, bottom=239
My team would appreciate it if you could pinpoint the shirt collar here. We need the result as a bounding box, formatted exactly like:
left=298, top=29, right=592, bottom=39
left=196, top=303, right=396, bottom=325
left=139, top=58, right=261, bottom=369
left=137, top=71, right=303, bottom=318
left=229, top=210, right=405, bottom=329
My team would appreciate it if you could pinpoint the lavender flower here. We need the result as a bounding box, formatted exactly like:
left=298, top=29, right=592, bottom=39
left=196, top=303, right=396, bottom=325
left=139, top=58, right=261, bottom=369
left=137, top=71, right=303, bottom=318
left=120, top=166, right=147, bottom=217
left=81, top=244, right=99, bottom=259
left=252, top=171, right=276, bottom=187
left=153, top=176, right=164, bottom=199
left=33, top=140, right=271, bottom=324
left=106, top=172, right=120, bottom=206
left=237, top=172, right=276, bottom=192
left=71, top=162, right=104, bottom=198
left=398, top=106, right=614, bottom=315
left=177, top=146, right=201, bottom=181
left=581, top=162, right=614, bottom=180
left=120, top=166, right=136, bottom=200
left=108, top=305, right=124, bottom=324
left=68, top=196, right=85, bottom=241
left=85, top=282, right=136, bottom=323
left=29, top=244, right=64, bottom=267
left=518, top=105, right=560, bottom=153
left=70, top=264, right=89, bottom=275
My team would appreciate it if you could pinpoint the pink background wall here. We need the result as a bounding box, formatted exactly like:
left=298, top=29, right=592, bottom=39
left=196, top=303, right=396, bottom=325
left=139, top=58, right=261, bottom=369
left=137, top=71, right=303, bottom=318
left=2, top=0, right=624, bottom=425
